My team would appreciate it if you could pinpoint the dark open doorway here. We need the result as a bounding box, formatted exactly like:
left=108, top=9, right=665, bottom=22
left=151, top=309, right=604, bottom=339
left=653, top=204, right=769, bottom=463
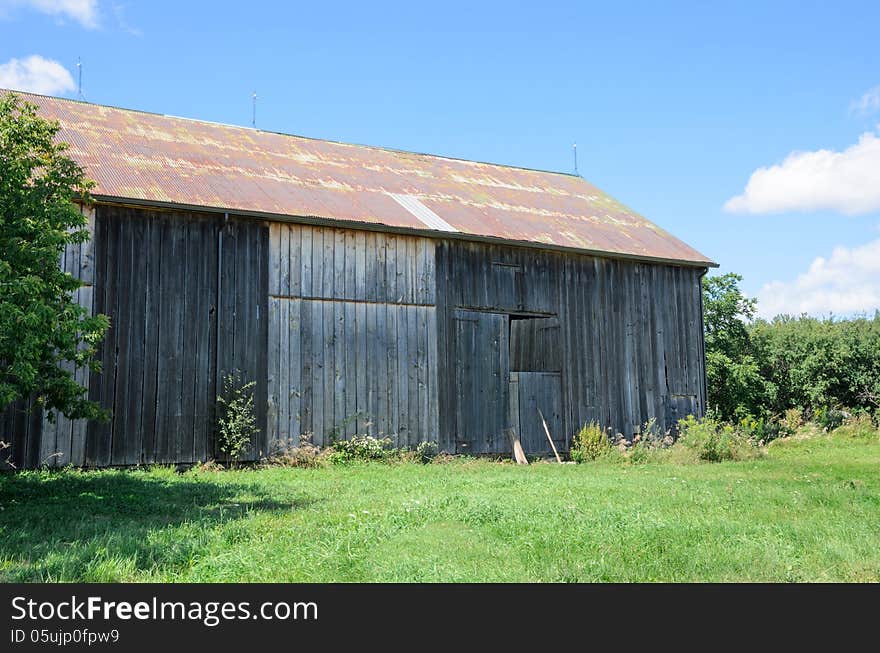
left=509, top=316, right=564, bottom=455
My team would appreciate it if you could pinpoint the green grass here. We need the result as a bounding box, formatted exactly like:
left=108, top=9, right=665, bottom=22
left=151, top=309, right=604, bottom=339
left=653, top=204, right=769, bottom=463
left=1, top=428, right=878, bottom=582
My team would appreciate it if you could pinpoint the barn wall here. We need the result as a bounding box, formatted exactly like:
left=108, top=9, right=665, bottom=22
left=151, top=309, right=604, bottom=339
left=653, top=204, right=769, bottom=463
left=435, top=240, right=706, bottom=453
left=266, top=223, right=439, bottom=449
left=87, top=206, right=267, bottom=466
left=4, top=204, right=706, bottom=468
left=29, top=205, right=269, bottom=468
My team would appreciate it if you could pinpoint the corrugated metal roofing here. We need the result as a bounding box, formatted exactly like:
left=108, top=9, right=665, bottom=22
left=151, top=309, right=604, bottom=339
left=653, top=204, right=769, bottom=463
left=12, top=90, right=715, bottom=266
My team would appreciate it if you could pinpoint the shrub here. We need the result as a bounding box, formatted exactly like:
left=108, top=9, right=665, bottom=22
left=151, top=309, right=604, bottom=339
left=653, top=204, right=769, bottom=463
left=625, top=419, right=674, bottom=464
left=737, top=415, right=785, bottom=444
left=570, top=421, right=612, bottom=463
left=216, top=371, right=259, bottom=461
left=267, top=434, right=327, bottom=468
left=832, top=414, right=879, bottom=441
left=327, top=435, right=396, bottom=464
left=415, top=441, right=439, bottom=464
left=782, top=408, right=803, bottom=433
left=814, top=407, right=848, bottom=432
left=676, top=415, right=761, bottom=462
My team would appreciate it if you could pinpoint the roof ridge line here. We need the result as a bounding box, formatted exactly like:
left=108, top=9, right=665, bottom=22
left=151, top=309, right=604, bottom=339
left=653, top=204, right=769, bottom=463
left=3, top=88, right=582, bottom=179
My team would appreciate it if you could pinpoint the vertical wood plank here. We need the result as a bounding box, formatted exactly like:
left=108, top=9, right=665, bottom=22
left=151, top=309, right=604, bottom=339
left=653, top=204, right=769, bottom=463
left=289, top=298, right=302, bottom=441
left=310, top=299, right=324, bottom=445
left=348, top=304, right=372, bottom=435
left=386, top=300, right=399, bottom=444
left=354, top=231, right=367, bottom=301
left=300, top=226, right=313, bottom=299
left=344, top=300, right=357, bottom=440
left=333, top=298, right=346, bottom=440
left=267, top=297, right=280, bottom=448
left=426, top=306, right=439, bottom=443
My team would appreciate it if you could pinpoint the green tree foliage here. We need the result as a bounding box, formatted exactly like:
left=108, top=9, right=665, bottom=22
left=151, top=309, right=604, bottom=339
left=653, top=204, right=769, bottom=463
left=0, top=92, right=109, bottom=420
left=751, top=313, right=880, bottom=416
left=702, top=273, right=767, bottom=420
left=702, top=272, right=880, bottom=421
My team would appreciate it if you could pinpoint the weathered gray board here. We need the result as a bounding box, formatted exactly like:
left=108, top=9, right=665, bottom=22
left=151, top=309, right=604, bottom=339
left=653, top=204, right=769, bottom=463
left=509, top=372, right=565, bottom=454
left=435, top=240, right=706, bottom=453
left=84, top=207, right=268, bottom=466
left=2, top=206, right=269, bottom=468
left=266, top=223, right=439, bottom=449
left=451, top=310, right=509, bottom=454
left=3, top=205, right=707, bottom=468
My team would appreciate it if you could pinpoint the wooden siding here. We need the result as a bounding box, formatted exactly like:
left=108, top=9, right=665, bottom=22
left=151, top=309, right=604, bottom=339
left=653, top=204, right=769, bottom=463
left=510, top=371, right=565, bottom=453
left=84, top=207, right=268, bottom=466
left=6, top=206, right=269, bottom=468
left=436, top=240, right=706, bottom=452
left=267, top=223, right=439, bottom=448
left=3, top=205, right=706, bottom=468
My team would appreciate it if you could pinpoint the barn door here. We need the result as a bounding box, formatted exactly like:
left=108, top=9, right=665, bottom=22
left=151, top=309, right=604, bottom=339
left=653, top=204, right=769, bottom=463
left=452, top=310, right=510, bottom=454
left=508, top=316, right=564, bottom=455
left=510, top=372, right=564, bottom=455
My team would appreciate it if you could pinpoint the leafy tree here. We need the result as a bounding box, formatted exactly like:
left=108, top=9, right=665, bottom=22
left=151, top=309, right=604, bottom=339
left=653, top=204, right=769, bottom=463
left=701, top=273, right=767, bottom=420
left=703, top=273, right=755, bottom=359
left=751, top=313, right=880, bottom=417
left=702, top=272, right=880, bottom=422
left=0, top=92, right=109, bottom=420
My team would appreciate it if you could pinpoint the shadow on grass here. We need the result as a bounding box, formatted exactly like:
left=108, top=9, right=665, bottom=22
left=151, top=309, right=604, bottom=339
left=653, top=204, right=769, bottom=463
left=0, top=469, right=318, bottom=581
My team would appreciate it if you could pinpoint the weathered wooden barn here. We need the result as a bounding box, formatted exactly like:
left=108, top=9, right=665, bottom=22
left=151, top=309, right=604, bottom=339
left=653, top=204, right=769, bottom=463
left=1, top=91, right=716, bottom=469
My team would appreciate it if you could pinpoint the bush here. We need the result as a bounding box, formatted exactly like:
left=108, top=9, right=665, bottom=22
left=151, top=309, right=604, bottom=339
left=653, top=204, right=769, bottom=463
left=216, top=371, right=259, bottom=461
left=267, top=434, right=327, bottom=468
left=415, top=441, right=439, bottom=464
left=832, top=414, right=879, bottom=440
left=782, top=408, right=803, bottom=433
left=625, top=419, right=674, bottom=464
left=814, top=407, right=848, bottom=432
left=737, top=415, right=785, bottom=444
left=327, top=435, right=397, bottom=464
left=676, top=415, right=761, bottom=462
left=570, top=422, right=612, bottom=463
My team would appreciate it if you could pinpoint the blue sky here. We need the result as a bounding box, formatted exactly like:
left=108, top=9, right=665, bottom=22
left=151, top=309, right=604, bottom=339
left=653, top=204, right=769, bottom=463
left=2, top=0, right=879, bottom=318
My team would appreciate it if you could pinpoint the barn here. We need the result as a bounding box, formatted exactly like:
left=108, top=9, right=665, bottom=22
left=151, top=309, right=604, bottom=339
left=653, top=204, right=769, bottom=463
left=1, top=91, right=716, bottom=469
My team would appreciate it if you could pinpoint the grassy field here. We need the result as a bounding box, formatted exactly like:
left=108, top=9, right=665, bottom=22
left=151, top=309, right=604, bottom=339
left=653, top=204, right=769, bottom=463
left=1, top=428, right=878, bottom=582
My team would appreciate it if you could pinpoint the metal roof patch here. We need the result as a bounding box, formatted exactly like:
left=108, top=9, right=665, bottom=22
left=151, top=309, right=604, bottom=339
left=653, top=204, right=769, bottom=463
left=387, top=193, right=458, bottom=233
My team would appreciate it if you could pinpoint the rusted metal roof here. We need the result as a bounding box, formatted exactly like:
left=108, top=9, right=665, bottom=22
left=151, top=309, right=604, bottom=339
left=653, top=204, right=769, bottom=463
left=14, top=91, right=715, bottom=266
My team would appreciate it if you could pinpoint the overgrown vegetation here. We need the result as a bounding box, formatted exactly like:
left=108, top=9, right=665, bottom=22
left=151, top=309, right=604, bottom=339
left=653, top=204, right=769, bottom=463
left=215, top=371, right=259, bottom=461
left=265, top=433, right=442, bottom=468
left=0, top=92, right=109, bottom=421
left=569, top=421, right=612, bottom=462
left=676, top=414, right=762, bottom=462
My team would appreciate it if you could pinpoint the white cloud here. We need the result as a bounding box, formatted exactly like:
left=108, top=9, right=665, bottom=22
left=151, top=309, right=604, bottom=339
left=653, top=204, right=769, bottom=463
left=0, top=0, right=99, bottom=28
left=111, top=2, right=140, bottom=36
left=0, top=55, right=75, bottom=95
left=724, top=129, right=880, bottom=216
left=851, top=86, right=880, bottom=116
left=757, top=239, right=880, bottom=318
